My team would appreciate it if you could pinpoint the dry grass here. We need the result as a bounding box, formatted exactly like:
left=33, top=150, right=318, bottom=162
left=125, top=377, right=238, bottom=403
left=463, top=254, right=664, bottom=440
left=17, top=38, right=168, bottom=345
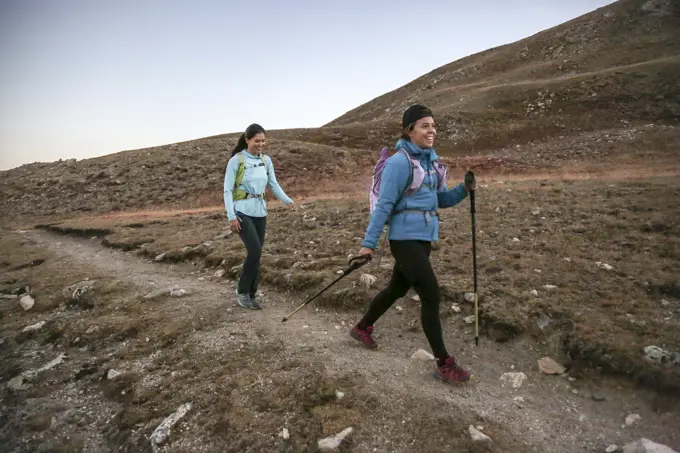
left=31, top=174, right=680, bottom=393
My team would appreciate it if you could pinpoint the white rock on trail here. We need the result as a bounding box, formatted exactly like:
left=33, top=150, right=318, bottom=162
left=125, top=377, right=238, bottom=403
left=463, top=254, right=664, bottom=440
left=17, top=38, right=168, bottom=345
left=464, top=292, right=475, bottom=303
left=530, top=289, right=539, bottom=296
left=359, top=273, right=377, bottom=288
left=538, top=357, right=566, bottom=375
left=468, top=425, right=492, bottom=443
left=622, top=438, right=678, bottom=453
left=19, top=295, right=35, bottom=311
left=22, top=320, right=46, bottom=333
left=150, top=402, right=192, bottom=452
left=411, top=349, right=435, bottom=361
left=501, top=372, right=527, bottom=389
left=318, top=427, right=353, bottom=451
left=625, top=413, right=641, bottom=427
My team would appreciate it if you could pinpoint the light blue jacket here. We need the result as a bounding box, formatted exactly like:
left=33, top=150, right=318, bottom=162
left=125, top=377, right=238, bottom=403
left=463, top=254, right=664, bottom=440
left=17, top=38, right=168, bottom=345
left=224, top=150, right=293, bottom=221
left=362, top=141, right=468, bottom=249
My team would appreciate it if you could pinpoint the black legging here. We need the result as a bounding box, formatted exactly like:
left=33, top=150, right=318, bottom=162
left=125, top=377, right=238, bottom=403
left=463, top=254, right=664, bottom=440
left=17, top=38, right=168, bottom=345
left=236, top=212, right=266, bottom=296
left=359, top=240, right=449, bottom=359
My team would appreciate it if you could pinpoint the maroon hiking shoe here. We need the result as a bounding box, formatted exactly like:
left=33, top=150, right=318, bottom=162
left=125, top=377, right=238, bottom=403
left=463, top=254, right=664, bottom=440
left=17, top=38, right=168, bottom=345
left=434, top=357, right=472, bottom=384
left=350, top=324, right=378, bottom=349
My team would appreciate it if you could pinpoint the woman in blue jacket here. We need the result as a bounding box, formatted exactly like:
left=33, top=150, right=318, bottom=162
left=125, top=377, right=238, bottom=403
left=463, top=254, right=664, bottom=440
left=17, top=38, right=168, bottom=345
left=224, top=123, right=296, bottom=310
left=351, top=104, right=476, bottom=385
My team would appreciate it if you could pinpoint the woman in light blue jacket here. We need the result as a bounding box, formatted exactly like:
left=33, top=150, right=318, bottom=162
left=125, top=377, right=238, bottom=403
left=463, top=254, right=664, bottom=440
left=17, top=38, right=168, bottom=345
left=351, top=104, right=476, bottom=385
left=224, top=123, right=295, bottom=310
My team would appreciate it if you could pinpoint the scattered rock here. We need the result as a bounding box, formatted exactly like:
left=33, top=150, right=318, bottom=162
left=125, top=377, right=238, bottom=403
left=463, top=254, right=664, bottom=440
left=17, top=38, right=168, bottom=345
left=500, top=372, right=527, bottom=389
left=86, top=325, right=100, bottom=334
left=622, top=438, right=677, bottom=453
left=19, top=295, right=35, bottom=311
left=530, top=289, right=539, bottom=296
left=536, top=313, right=552, bottom=330
left=412, top=294, right=421, bottom=302
left=62, top=280, right=96, bottom=303
left=464, top=315, right=475, bottom=324
left=464, top=292, right=475, bottom=303
left=625, top=413, right=641, bottom=427
left=336, top=270, right=344, bottom=275
left=154, top=252, right=167, bottom=262
left=214, top=269, right=225, bottom=278
left=395, top=305, right=403, bottom=313
left=107, top=369, right=122, bottom=380
left=0, top=294, right=19, bottom=300
left=143, top=288, right=172, bottom=300
left=318, top=427, right=353, bottom=451
left=596, top=262, right=614, bottom=271
left=512, top=238, right=520, bottom=243
left=22, top=320, right=46, bottom=333
left=642, top=345, right=680, bottom=365
left=542, top=284, right=558, bottom=290
left=450, top=303, right=461, bottom=313
left=606, top=445, right=619, bottom=453
left=538, top=357, right=566, bottom=375
left=359, top=273, right=377, bottom=289
left=279, top=428, right=290, bottom=440
left=660, top=299, right=669, bottom=307
left=411, top=349, right=435, bottom=361
left=170, top=288, right=188, bottom=297
left=335, top=390, right=345, bottom=400
left=531, top=208, right=541, bottom=216
left=150, top=402, right=192, bottom=453
left=468, top=425, right=491, bottom=443
left=7, top=375, right=30, bottom=391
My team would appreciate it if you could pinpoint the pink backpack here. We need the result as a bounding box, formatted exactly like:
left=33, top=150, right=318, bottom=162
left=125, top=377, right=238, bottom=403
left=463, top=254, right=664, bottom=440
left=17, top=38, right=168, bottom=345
left=369, top=146, right=448, bottom=213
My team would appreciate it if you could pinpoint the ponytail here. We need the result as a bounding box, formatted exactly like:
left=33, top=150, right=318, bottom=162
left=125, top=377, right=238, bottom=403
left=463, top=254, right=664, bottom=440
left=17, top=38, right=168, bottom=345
left=230, top=123, right=266, bottom=158
left=231, top=133, right=248, bottom=157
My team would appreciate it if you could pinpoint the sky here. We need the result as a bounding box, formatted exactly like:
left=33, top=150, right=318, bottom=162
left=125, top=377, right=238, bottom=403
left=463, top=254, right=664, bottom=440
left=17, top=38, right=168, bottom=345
left=0, top=0, right=616, bottom=171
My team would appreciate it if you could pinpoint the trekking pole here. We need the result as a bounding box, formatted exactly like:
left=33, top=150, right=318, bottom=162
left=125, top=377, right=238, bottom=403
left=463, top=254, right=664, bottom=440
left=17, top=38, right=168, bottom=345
left=465, top=170, right=479, bottom=346
left=281, top=255, right=372, bottom=322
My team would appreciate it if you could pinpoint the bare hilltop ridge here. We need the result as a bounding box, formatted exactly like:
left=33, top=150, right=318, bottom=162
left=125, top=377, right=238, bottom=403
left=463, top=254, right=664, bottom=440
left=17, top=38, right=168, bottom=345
left=1, top=0, right=678, bottom=218
left=1, top=1, right=680, bottom=452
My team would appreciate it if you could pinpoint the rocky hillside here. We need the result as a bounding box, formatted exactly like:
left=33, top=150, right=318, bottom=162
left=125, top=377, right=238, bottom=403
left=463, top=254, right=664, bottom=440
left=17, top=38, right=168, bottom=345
left=0, top=138, right=375, bottom=218
left=1, top=0, right=678, bottom=220
left=321, top=0, right=680, bottom=152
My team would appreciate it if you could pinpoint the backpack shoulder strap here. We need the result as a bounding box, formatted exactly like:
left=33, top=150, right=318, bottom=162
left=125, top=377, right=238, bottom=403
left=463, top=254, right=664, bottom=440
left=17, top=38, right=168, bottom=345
left=234, top=152, right=246, bottom=188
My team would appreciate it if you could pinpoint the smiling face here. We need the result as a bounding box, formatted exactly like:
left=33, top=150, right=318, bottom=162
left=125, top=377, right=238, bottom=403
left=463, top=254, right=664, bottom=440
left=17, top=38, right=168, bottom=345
left=245, top=132, right=266, bottom=154
left=407, top=116, right=436, bottom=148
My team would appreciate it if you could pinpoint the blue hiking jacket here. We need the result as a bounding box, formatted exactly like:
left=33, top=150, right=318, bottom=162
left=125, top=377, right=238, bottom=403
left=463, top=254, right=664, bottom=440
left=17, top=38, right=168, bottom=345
left=361, top=143, right=468, bottom=249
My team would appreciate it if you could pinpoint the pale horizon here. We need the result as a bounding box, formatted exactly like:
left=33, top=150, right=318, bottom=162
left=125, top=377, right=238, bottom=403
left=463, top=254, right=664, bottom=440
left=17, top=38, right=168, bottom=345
left=0, top=0, right=616, bottom=171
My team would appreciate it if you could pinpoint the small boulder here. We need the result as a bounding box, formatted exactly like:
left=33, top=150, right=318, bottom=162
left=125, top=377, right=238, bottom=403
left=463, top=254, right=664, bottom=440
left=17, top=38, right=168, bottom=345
left=62, top=280, right=96, bottom=303
left=538, top=357, right=566, bottom=375
left=468, top=425, right=491, bottom=443
left=19, top=295, right=35, bottom=311
left=318, top=427, right=353, bottom=451
left=22, top=321, right=46, bottom=333
left=411, top=349, right=435, bottom=361
left=625, top=413, right=641, bottom=427
left=500, top=372, right=527, bottom=389
left=359, top=274, right=377, bottom=289
left=622, top=438, right=677, bottom=453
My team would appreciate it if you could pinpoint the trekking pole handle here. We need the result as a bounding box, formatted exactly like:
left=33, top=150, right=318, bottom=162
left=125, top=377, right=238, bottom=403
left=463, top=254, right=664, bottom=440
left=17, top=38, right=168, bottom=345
left=347, top=254, right=372, bottom=272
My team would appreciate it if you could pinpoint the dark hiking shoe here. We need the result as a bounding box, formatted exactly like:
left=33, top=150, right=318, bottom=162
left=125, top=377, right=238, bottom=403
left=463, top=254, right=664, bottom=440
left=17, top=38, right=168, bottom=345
left=350, top=324, right=378, bottom=349
left=433, top=357, right=471, bottom=384
left=250, top=292, right=264, bottom=307
left=236, top=290, right=261, bottom=310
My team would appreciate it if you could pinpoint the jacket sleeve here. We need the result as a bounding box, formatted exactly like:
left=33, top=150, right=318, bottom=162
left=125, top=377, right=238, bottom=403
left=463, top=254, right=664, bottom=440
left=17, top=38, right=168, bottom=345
left=265, top=156, right=293, bottom=204
left=361, top=154, right=410, bottom=250
left=437, top=182, right=468, bottom=209
left=224, top=156, right=238, bottom=221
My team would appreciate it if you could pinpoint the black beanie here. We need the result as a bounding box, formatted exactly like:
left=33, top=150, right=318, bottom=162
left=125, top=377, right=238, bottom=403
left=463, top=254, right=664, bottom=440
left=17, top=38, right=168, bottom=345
left=402, top=104, right=434, bottom=129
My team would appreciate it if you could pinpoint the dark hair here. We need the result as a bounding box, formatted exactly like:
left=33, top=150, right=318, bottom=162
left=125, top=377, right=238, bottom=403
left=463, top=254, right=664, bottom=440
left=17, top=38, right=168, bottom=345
left=400, top=123, right=415, bottom=140
left=231, top=123, right=266, bottom=157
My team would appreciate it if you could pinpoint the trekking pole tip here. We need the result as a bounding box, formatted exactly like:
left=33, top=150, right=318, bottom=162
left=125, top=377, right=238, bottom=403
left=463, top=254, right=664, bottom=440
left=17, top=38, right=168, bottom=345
left=281, top=317, right=288, bottom=323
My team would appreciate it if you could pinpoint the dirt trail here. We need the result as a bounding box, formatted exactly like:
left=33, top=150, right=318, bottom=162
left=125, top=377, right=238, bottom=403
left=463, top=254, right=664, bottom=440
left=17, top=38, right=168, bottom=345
left=17, top=229, right=680, bottom=453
